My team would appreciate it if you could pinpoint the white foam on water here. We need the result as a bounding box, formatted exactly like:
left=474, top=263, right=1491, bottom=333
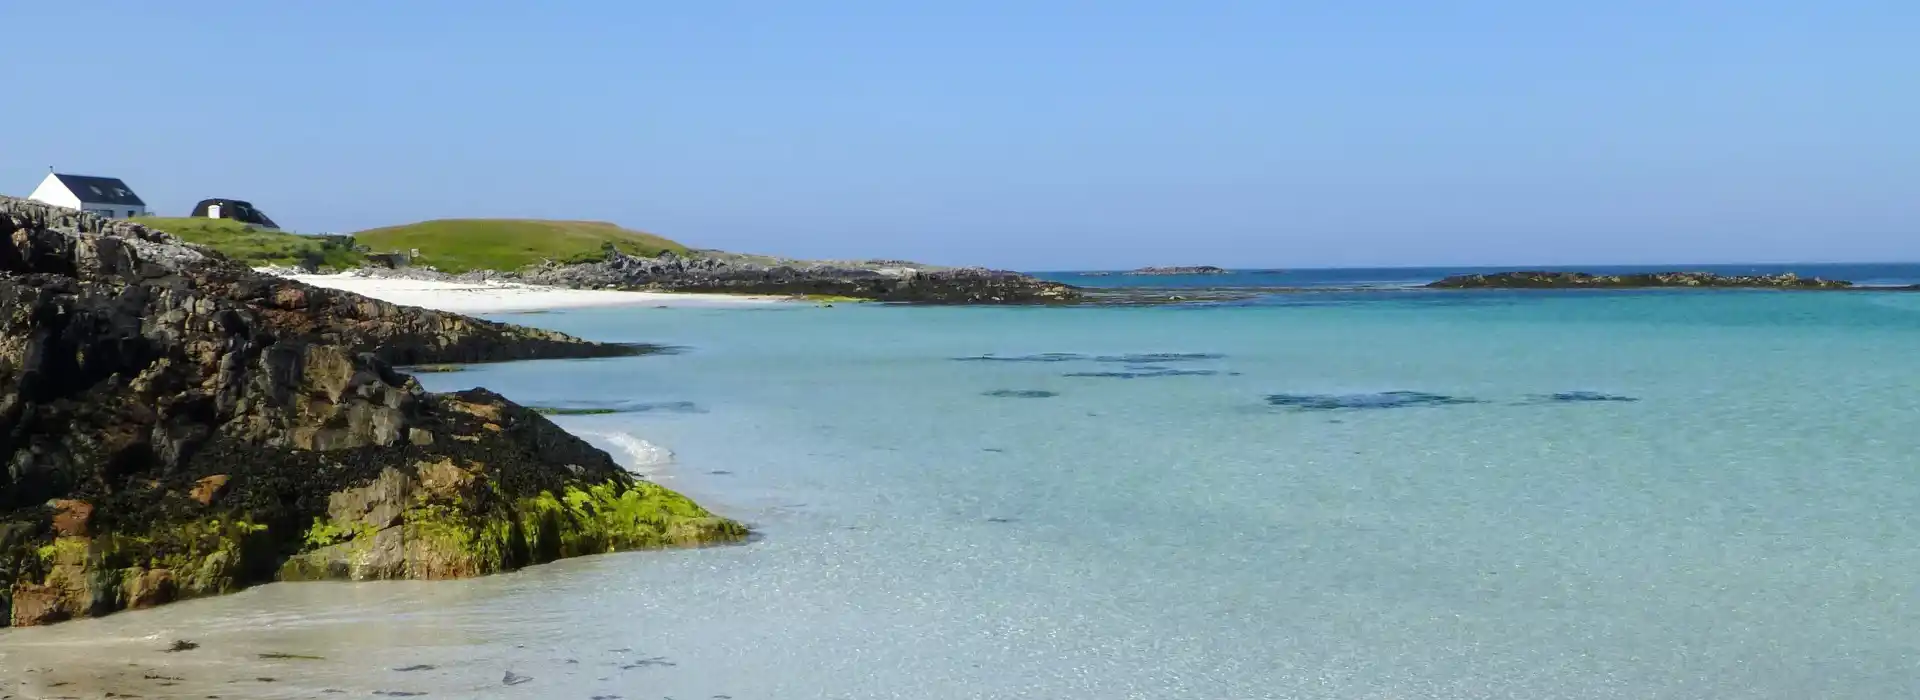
left=574, top=430, right=675, bottom=476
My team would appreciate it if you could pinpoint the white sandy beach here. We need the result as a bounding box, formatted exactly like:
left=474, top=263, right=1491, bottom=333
left=265, top=270, right=789, bottom=314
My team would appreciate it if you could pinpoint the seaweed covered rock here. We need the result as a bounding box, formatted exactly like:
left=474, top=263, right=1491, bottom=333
left=0, top=197, right=745, bottom=626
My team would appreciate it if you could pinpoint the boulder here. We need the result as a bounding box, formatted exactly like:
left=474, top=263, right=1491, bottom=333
left=0, top=197, right=747, bottom=626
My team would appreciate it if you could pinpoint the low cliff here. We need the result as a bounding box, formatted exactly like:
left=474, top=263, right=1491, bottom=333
left=0, top=197, right=745, bottom=626
left=1427, top=271, right=1854, bottom=290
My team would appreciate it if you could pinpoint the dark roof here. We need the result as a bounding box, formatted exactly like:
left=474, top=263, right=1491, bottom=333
left=190, top=198, right=279, bottom=229
left=53, top=174, right=145, bottom=206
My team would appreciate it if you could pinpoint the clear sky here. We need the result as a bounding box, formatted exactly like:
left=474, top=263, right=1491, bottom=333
left=3, top=1, right=1914, bottom=269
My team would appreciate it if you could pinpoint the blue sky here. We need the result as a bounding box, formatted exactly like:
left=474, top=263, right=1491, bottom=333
left=3, top=1, right=1914, bottom=269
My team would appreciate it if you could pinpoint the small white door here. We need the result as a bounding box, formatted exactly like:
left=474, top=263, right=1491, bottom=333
left=207, top=204, right=222, bottom=219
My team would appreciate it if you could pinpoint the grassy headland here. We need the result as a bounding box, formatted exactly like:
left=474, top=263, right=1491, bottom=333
left=353, top=219, right=688, bottom=274
left=134, top=216, right=364, bottom=270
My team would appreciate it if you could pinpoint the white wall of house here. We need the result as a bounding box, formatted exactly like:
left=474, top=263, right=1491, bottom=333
left=26, top=174, right=80, bottom=209
left=24, top=174, right=146, bottom=218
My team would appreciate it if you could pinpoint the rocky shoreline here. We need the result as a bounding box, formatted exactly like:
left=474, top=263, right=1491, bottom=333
left=0, top=197, right=745, bottom=627
left=1426, top=270, right=1854, bottom=290
left=356, top=244, right=1080, bottom=304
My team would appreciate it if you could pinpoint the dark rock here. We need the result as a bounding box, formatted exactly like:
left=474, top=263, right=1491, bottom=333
left=1265, top=391, right=1480, bottom=411
left=392, top=665, right=435, bottom=672
left=501, top=671, right=532, bottom=686
left=1124, top=266, right=1231, bottom=276
left=1427, top=271, right=1853, bottom=289
left=0, top=197, right=746, bottom=627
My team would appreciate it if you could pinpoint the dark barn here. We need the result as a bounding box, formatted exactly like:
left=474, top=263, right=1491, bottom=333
left=190, top=198, right=280, bottom=229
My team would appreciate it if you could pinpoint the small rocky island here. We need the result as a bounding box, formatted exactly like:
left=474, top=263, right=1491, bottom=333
left=1124, top=266, right=1231, bottom=276
left=1427, top=271, right=1853, bottom=290
left=0, top=197, right=745, bottom=626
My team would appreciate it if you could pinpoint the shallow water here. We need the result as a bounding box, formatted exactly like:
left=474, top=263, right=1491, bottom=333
left=8, top=290, right=1920, bottom=699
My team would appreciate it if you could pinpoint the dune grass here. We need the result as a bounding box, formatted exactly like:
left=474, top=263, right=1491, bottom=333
left=352, top=219, right=689, bottom=274
left=133, top=217, right=364, bottom=270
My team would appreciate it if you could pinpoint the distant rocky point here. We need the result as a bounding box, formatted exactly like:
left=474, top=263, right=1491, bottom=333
left=1426, top=271, right=1853, bottom=290
left=1125, top=266, right=1231, bottom=276
left=335, top=246, right=1081, bottom=305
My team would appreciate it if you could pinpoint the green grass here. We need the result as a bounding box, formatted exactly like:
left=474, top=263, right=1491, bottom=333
left=134, top=217, right=364, bottom=270
left=352, top=219, right=689, bottom=274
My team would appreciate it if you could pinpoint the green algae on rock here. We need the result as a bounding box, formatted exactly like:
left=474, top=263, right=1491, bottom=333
left=282, top=476, right=744, bottom=581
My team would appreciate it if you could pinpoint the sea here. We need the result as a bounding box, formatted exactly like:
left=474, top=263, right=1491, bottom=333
left=6, top=263, right=1920, bottom=699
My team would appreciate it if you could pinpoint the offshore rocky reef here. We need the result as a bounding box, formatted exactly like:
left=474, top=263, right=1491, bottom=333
left=1426, top=270, right=1853, bottom=289
left=0, top=197, right=745, bottom=627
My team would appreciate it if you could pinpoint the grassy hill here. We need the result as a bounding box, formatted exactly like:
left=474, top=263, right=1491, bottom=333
left=352, top=219, right=689, bottom=274
left=133, top=217, right=363, bottom=270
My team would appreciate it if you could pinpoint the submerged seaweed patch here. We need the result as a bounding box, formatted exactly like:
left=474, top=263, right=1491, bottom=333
left=982, top=389, right=1060, bottom=398
left=953, top=351, right=1227, bottom=364
left=526, top=400, right=704, bottom=415
left=1540, top=391, right=1639, bottom=403
left=952, top=353, right=1086, bottom=362
left=1065, top=369, right=1220, bottom=379
left=1091, top=352, right=1226, bottom=363
left=1265, top=391, right=1480, bottom=411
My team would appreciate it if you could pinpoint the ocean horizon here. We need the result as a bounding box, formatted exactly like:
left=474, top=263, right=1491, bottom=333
left=7, top=272, right=1920, bottom=698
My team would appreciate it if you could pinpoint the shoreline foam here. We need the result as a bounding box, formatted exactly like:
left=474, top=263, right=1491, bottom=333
left=261, top=269, right=791, bottom=314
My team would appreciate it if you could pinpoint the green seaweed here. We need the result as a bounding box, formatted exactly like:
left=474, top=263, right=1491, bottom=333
left=301, top=518, right=374, bottom=549
left=276, top=479, right=744, bottom=583
left=403, top=494, right=518, bottom=576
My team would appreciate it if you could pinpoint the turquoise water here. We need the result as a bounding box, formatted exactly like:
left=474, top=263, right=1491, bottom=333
left=8, top=290, right=1920, bottom=698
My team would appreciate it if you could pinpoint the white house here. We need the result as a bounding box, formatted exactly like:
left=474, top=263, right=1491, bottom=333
left=27, top=173, right=148, bottom=219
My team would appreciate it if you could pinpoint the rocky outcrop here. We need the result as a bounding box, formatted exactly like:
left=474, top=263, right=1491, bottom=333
left=1125, top=266, right=1231, bottom=276
left=467, top=247, right=1079, bottom=304
left=0, top=197, right=745, bottom=626
left=1426, top=271, right=1853, bottom=290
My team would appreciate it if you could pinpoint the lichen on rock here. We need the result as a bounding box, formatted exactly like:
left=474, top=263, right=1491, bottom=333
left=0, top=197, right=746, bottom=626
